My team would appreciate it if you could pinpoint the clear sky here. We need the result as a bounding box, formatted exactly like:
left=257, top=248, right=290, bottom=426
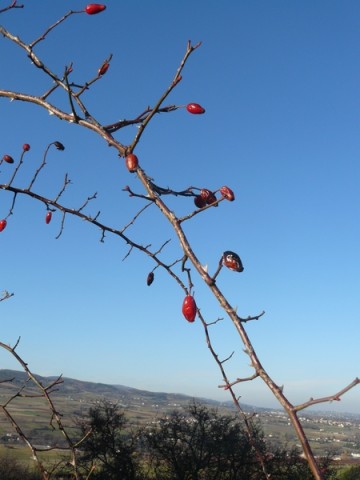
left=1, top=1, right=359, bottom=414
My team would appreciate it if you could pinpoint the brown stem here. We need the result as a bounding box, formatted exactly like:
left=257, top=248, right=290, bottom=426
left=136, top=167, right=325, bottom=480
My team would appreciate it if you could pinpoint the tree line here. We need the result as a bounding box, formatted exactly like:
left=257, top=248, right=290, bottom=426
left=2, top=400, right=354, bottom=480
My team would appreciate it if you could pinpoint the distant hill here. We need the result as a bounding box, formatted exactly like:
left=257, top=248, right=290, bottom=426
left=1, top=369, right=359, bottom=458
left=0, top=368, right=253, bottom=414
left=0, top=368, right=257, bottom=446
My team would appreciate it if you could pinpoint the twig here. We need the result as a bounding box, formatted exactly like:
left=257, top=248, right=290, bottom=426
left=293, top=377, right=360, bottom=412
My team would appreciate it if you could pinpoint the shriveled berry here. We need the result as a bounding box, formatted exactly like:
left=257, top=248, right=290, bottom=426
left=194, top=195, right=206, bottom=208
left=220, top=186, right=235, bottom=201
left=98, top=61, right=110, bottom=76
left=0, top=219, right=7, bottom=232
left=186, top=103, right=205, bottom=114
left=45, top=212, right=52, bottom=224
left=125, top=153, right=138, bottom=173
left=222, top=251, right=244, bottom=272
left=206, top=192, right=218, bottom=206
left=200, top=188, right=212, bottom=200
left=54, top=141, right=65, bottom=151
left=85, top=4, right=106, bottom=14
left=182, top=295, right=197, bottom=323
left=23, top=144, right=31, bottom=151
left=147, top=272, right=154, bottom=286
left=3, top=154, right=14, bottom=164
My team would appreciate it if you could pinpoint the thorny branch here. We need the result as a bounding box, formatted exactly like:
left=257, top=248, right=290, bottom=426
left=0, top=6, right=358, bottom=480
left=0, top=339, right=91, bottom=479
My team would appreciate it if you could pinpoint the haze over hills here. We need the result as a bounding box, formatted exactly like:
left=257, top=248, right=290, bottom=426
left=0, top=368, right=250, bottom=411
left=0, top=369, right=358, bottom=419
left=0, top=369, right=360, bottom=459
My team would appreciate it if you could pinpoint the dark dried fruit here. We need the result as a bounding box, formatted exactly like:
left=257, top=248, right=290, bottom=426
left=3, top=154, right=14, bottom=164
left=194, top=195, right=206, bottom=208
left=206, top=192, right=217, bottom=206
left=54, top=141, right=65, bottom=151
left=186, top=103, right=205, bottom=114
left=182, top=295, right=197, bottom=323
left=222, top=251, right=244, bottom=272
left=85, top=4, right=106, bottom=14
left=23, top=144, right=30, bottom=151
left=147, top=272, right=154, bottom=286
left=200, top=188, right=212, bottom=200
left=220, top=186, right=235, bottom=201
left=0, top=219, right=7, bottom=232
left=98, top=61, right=110, bottom=76
left=45, top=212, right=52, bottom=224
left=125, top=153, right=138, bottom=173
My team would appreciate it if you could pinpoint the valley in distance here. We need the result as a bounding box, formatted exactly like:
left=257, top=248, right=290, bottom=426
left=0, top=369, right=359, bottom=464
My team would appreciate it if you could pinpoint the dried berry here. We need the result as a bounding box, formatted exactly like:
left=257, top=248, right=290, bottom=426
left=222, top=251, right=244, bottom=272
left=0, top=219, right=7, bottom=232
left=194, top=195, right=206, bottom=208
left=182, top=295, right=197, bottom=323
left=23, top=144, right=31, bottom=151
left=220, top=186, right=235, bottom=201
left=85, top=4, right=106, bottom=14
left=3, top=154, right=14, bottom=164
left=146, top=272, right=154, bottom=286
left=54, top=141, right=65, bottom=151
left=186, top=103, right=205, bottom=114
left=45, top=212, right=52, bottom=224
left=125, top=153, right=138, bottom=173
left=206, top=192, right=218, bottom=206
left=98, top=61, right=110, bottom=76
left=200, top=188, right=212, bottom=200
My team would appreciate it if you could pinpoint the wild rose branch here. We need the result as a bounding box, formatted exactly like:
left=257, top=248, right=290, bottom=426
left=1, top=5, right=359, bottom=480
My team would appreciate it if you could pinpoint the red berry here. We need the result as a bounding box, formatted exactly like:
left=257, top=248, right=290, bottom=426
left=98, top=61, right=110, bottom=76
left=186, top=103, right=205, bottom=114
left=125, top=153, right=138, bottom=173
left=182, top=295, right=197, bottom=323
left=45, top=212, right=52, bottom=224
left=85, top=4, right=106, bottom=14
left=23, top=144, right=30, bottom=152
left=3, top=154, right=14, bottom=164
left=146, top=272, right=154, bottom=286
left=0, top=219, right=7, bottom=232
left=194, top=195, right=206, bottom=208
left=222, top=251, right=244, bottom=272
left=220, top=186, right=235, bottom=201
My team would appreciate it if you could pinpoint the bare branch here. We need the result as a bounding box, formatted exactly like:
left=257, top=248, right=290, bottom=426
left=293, top=377, right=360, bottom=413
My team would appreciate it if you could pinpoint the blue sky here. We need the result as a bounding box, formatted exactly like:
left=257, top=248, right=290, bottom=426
left=1, top=1, right=359, bottom=414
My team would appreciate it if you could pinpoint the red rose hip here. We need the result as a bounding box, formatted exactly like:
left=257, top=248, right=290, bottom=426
left=3, top=154, right=14, bottom=164
left=220, top=186, right=235, bottom=201
left=23, top=144, right=31, bottom=151
left=85, top=4, right=106, bottom=15
left=182, top=295, right=197, bottom=323
left=186, top=103, right=205, bottom=114
left=0, top=219, right=7, bottom=232
left=98, top=61, right=110, bottom=76
left=125, top=153, right=138, bottom=173
left=45, top=212, right=52, bottom=224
